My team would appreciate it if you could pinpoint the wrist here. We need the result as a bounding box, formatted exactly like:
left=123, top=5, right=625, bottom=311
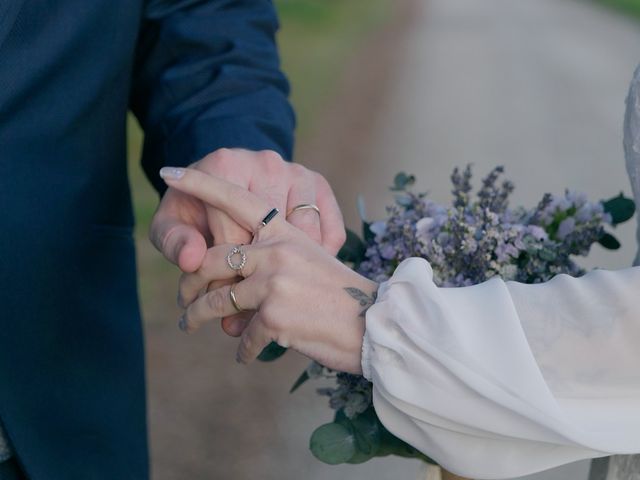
left=338, top=273, right=379, bottom=374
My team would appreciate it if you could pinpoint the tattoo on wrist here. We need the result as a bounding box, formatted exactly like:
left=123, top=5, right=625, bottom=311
left=344, top=287, right=378, bottom=317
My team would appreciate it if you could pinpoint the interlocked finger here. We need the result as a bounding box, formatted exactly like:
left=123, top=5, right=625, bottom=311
left=236, top=312, right=273, bottom=364
left=161, top=167, right=286, bottom=237
left=286, top=168, right=321, bottom=245
left=178, top=243, right=259, bottom=308
left=180, top=278, right=265, bottom=333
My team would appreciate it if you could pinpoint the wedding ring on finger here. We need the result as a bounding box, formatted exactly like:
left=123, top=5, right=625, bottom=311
left=257, top=207, right=280, bottom=230
left=229, top=284, right=244, bottom=313
left=286, top=203, right=320, bottom=219
left=252, top=207, right=280, bottom=243
left=226, top=245, right=247, bottom=274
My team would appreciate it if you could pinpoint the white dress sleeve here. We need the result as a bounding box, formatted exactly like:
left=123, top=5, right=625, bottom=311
left=362, top=258, right=640, bottom=479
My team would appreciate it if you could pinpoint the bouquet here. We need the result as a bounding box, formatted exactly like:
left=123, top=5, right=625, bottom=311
left=259, top=166, right=635, bottom=466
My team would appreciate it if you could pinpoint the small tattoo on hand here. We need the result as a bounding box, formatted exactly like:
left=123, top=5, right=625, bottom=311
left=344, top=287, right=378, bottom=317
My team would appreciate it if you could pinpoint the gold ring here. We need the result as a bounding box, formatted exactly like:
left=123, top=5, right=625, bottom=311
left=286, top=203, right=320, bottom=218
left=229, top=284, right=244, bottom=313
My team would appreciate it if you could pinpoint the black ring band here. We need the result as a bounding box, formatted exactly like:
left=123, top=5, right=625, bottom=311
left=260, top=208, right=279, bottom=228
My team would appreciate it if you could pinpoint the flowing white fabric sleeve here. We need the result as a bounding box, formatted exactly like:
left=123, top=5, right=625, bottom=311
left=362, top=258, right=640, bottom=479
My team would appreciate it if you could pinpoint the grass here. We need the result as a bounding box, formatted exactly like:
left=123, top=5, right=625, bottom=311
left=594, top=0, right=640, bottom=18
left=127, top=0, right=391, bottom=307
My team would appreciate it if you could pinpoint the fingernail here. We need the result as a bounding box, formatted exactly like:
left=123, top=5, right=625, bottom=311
left=178, top=316, right=188, bottom=332
left=160, top=167, right=186, bottom=180
left=235, top=353, right=243, bottom=364
left=176, top=293, right=184, bottom=309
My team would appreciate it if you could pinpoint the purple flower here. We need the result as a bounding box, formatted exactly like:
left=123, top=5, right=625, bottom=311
left=557, top=217, right=576, bottom=240
left=324, top=166, right=612, bottom=419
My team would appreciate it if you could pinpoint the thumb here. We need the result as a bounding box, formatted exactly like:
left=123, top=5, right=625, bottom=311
left=150, top=218, right=207, bottom=273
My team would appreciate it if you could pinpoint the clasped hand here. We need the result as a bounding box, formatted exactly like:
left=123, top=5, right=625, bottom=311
left=148, top=149, right=346, bottom=337
left=157, top=159, right=377, bottom=374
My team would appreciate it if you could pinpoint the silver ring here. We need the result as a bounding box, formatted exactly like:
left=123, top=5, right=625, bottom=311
left=226, top=246, right=246, bottom=272
left=287, top=203, right=320, bottom=218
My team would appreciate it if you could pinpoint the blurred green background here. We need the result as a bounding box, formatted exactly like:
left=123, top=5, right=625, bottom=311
left=596, top=0, right=640, bottom=18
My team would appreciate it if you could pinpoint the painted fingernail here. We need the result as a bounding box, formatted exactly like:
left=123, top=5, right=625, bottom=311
left=178, top=316, right=188, bottom=332
left=160, top=167, right=186, bottom=180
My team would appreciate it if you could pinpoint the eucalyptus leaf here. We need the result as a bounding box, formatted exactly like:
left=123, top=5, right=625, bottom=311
left=257, top=342, right=287, bottom=362
left=390, top=172, right=416, bottom=192
left=346, top=449, right=375, bottom=464
left=377, top=422, right=436, bottom=464
left=363, top=221, right=375, bottom=243
left=599, top=232, right=621, bottom=250
left=602, top=193, right=636, bottom=226
left=350, top=408, right=382, bottom=456
left=337, top=229, right=366, bottom=264
left=289, top=370, right=310, bottom=394
left=310, top=422, right=356, bottom=465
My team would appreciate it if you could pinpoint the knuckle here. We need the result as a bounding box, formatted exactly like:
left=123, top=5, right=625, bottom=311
left=269, top=243, right=289, bottom=265
left=177, top=274, right=189, bottom=306
left=313, top=170, right=327, bottom=187
left=259, top=150, right=285, bottom=175
left=266, top=272, right=288, bottom=297
left=260, top=303, right=280, bottom=331
left=206, top=289, right=227, bottom=315
left=148, top=224, right=162, bottom=250
left=288, top=162, right=307, bottom=178
left=240, top=333, right=254, bottom=355
left=331, top=229, right=348, bottom=249
left=259, top=149, right=284, bottom=165
left=202, top=148, right=236, bottom=173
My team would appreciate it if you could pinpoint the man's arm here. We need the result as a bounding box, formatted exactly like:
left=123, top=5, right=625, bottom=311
left=129, top=0, right=295, bottom=194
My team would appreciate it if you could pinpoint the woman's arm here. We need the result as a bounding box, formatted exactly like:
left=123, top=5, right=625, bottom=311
left=364, top=258, right=640, bottom=479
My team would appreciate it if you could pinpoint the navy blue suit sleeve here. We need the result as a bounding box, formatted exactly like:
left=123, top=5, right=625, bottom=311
left=130, top=0, right=296, bottom=193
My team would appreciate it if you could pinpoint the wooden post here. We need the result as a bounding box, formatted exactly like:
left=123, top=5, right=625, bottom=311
left=421, top=464, right=472, bottom=480
left=441, top=469, right=472, bottom=480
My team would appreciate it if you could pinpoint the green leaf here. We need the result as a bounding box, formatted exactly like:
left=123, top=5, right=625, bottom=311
left=257, top=342, right=287, bottom=362
left=390, top=172, right=416, bottom=192
left=337, top=229, right=366, bottom=264
left=333, top=409, right=350, bottom=427
left=599, top=232, right=621, bottom=250
left=363, top=221, right=375, bottom=243
left=330, top=408, right=436, bottom=465
left=350, top=409, right=382, bottom=456
left=602, top=193, right=636, bottom=226
left=377, top=424, right=436, bottom=464
left=310, top=422, right=356, bottom=465
left=289, top=370, right=310, bottom=394
left=346, top=449, right=375, bottom=464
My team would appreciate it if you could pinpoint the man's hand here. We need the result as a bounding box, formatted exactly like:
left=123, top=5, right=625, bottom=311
left=149, top=148, right=346, bottom=335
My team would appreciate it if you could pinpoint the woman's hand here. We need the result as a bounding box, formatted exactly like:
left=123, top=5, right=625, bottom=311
left=160, top=166, right=378, bottom=374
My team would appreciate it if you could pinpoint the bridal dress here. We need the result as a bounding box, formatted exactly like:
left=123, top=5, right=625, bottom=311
left=362, top=66, right=640, bottom=480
